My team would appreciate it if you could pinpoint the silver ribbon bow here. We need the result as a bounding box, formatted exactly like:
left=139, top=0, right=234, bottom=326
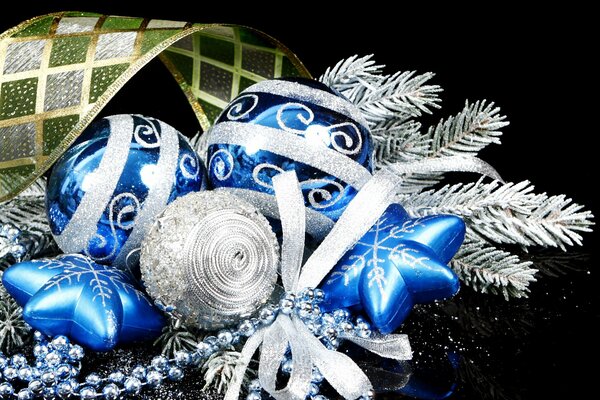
left=224, top=168, right=413, bottom=400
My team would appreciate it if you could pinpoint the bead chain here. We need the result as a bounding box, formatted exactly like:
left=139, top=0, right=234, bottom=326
left=0, top=288, right=374, bottom=400
left=0, top=224, right=26, bottom=261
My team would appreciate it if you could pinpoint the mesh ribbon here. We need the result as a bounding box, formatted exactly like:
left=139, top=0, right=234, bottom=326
left=0, top=12, right=309, bottom=201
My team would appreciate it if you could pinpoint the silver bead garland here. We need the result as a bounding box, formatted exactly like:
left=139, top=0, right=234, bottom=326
left=140, top=191, right=280, bottom=330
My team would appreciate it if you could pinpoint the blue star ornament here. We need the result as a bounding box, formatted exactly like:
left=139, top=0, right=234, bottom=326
left=2, top=254, right=165, bottom=351
left=320, top=204, right=465, bottom=334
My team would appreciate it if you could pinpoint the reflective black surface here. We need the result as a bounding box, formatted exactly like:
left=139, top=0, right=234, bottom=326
left=2, top=3, right=597, bottom=399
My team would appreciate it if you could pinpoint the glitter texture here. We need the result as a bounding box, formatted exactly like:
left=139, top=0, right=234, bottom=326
left=140, top=191, right=280, bottom=330
left=243, top=79, right=370, bottom=128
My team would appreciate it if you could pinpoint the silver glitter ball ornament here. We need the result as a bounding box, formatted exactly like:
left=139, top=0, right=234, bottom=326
left=140, top=191, right=280, bottom=330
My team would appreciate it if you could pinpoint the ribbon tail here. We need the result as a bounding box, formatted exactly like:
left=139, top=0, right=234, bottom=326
left=298, top=169, right=403, bottom=289
left=342, top=333, right=413, bottom=360
left=224, top=329, right=265, bottom=400
left=272, top=171, right=306, bottom=291
left=388, top=156, right=503, bottom=182
left=260, top=316, right=313, bottom=400
left=294, top=318, right=373, bottom=399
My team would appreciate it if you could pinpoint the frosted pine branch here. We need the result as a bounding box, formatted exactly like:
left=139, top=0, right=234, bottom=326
left=451, top=240, right=537, bottom=299
left=401, top=179, right=595, bottom=250
left=319, top=54, right=385, bottom=104
left=319, top=55, right=441, bottom=126
left=428, top=100, right=507, bottom=158
left=372, top=120, right=430, bottom=165
left=357, top=71, right=442, bottom=125
left=202, top=350, right=248, bottom=394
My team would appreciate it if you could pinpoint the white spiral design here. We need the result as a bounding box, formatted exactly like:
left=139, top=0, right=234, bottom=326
left=276, top=102, right=314, bottom=135
left=226, top=94, right=259, bottom=120
left=140, top=191, right=279, bottom=330
left=209, top=149, right=235, bottom=181
left=133, top=117, right=161, bottom=148
left=303, top=179, right=345, bottom=209
left=85, top=192, right=140, bottom=261
left=184, top=209, right=278, bottom=321
left=328, top=122, right=363, bottom=155
left=179, top=153, right=200, bottom=179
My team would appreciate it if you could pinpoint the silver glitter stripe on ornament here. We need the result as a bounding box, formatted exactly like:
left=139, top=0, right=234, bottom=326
left=208, top=122, right=372, bottom=189
left=113, top=119, right=180, bottom=269
left=215, top=187, right=334, bottom=240
left=54, top=115, right=134, bottom=253
left=140, top=191, right=280, bottom=330
left=242, top=79, right=370, bottom=128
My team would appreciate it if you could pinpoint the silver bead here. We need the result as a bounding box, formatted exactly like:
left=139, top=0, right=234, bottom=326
left=297, top=301, right=313, bottom=318
left=18, top=367, right=32, bottom=381
left=17, top=389, right=33, bottom=400
left=196, top=342, right=212, bottom=357
left=40, top=371, right=55, bottom=385
left=27, top=380, right=43, bottom=394
left=55, top=364, right=71, bottom=380
left=151, top=356, right=169, bottom=371
left=3, top=366, right=18, bottom=380
left=11, top=354, right=26, bottom=367
left=68, top=344, right=84, bottom=361
left=50, top=335, right=70, bottom=351
left=313, top=289, right=325, bottom=302
left=0, top=383, right=14, bottom=397
left=44, top=351, right=61, bottom=367
left=174, top=350, right=191, bottom=367
left=146, top=370, right=163, bottom=388
left=56, top=381, right=72, bottom=398
left=218, top=330, right=234, bottom=346
left=238, top=320, right=256, bottom=337
left=85, top=373, right=102, bottom=387
left=102, top=383, right=120, bottom=400
left=248, top=378, right=262, bottom=392
left=132, top=365, right=146, bottom=380
left=79, top=387, right=97, bottom=400
left=124, top=377, right=142, bottom=395
left=279, top=298, right=294, bottom=314
left=167, top=367, right=184, bottom=381
left=258, top=306, right=276, bottom=324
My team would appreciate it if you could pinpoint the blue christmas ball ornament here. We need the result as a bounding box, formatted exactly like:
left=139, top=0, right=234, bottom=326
left=46, top=114, right=206, bottom=269
left=206, top=78, right=373, bottom=231
left=320, top=204, right=465, bottom=334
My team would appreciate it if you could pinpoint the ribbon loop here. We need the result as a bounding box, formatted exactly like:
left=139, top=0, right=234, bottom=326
left=273, top=171, right=306, bottom=292
left=225, top=170, right=413, bottom=400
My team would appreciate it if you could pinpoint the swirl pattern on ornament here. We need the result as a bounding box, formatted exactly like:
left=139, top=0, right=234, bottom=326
left=86, top=192, right=140, bottom=261
left=252, top=163, right=346, bottom=209
left=184, top=209, right=278, bottom=318
left=226, top=94, right=259, bottom=120
left=133, top=118, right=161, bottom=148
left=208, top=149, right=235, bottom=181
left=180, top=154, right=200, bottom=179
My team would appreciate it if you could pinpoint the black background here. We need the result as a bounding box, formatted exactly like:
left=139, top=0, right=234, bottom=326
left=1, top=3, right=598, bottom=399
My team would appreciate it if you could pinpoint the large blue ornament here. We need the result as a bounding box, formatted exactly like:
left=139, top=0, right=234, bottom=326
left=2, top=254, right=165, bottom=351
left=320, top=204, right=465, bottom=333
left=46, top=114, right=205, bottom=269
left=206, top=78, right=373, bottom=223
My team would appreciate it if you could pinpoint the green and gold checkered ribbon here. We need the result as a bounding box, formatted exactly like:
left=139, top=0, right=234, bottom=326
left=0, top=12, right=310, bottom=202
